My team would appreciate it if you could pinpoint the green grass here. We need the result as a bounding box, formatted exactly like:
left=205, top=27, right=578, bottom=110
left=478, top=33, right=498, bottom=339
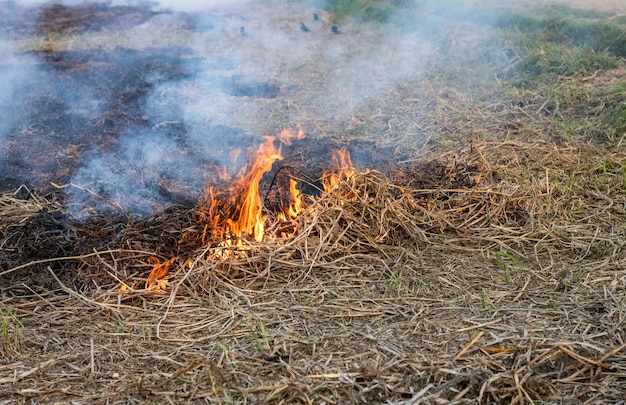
left=477, top=290, right=496, bottom=314
left=393, top=1, right=626, bottom=151
left=239, top=317, right=270, bottom=353
left=497, top=5, right=613, bottom=32
left=0, top=308, right=22, bottom=356
left=494, top=251, right=523, bottom=285
left=498, top=8, right=626, bottom=78
left=515, top=44, right=619, bottom=79
left=539, top=81, right=626, bottom=144
left=481, top=7, right=626, bottom=145
left=384, top=267, right=410, bottom=297
left=412, top=3, right=624, bottom=98
left=305, top=0, right=423, bottom=23
left=321, top=0, right=396, bottom=23
left=598, top=84, right=626, bottom=139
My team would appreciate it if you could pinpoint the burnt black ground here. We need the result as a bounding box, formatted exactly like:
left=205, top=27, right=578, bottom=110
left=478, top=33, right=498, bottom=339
left=0, top=2, right=488, bottom=288
left=0, top=3, right=398, bottom=200
left=0, top=2, right=412, bottom=285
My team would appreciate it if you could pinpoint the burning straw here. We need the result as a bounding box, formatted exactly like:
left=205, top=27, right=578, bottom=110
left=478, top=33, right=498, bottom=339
left=2, top=138, right=625, bottom=404
left=3, top=138, right=623, bottom=292
left=174, top=145, right=525, bottom=290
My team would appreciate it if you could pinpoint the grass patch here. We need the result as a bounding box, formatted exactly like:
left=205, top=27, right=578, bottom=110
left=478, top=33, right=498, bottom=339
left=319, top=0, right=399, bottom=23
left=312, top=0, right=428, bottom=24
left=598, top=83, right=626, bottom=140
left=496, top=7, right=626, bottom=83
left=514, top=43, right=619, bottom=78
left=498, top=5, right=614, bottom=31
left=0, top=308, right=22, bottom=358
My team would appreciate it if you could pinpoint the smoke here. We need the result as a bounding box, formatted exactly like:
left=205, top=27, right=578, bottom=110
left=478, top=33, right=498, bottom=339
left=68, top=130, right=201, bottom=220
left=16, top=0, right=249, bottom=10
left=0, top=0, right=455, bottom=218
left=152, top=0, right=248, bottom=11
left=0, top=55, right=30, bottom=164
left=0, top=0, right=516, bottom=219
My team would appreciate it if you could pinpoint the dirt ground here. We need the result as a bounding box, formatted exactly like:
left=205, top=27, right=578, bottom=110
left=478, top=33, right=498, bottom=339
left=1, top=1, right=625, bottom=404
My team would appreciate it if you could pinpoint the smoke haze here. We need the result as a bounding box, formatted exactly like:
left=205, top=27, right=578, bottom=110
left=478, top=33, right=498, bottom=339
left=0, top=0, right=499, bottom=219
left=2, top=0, right=620, bottom=219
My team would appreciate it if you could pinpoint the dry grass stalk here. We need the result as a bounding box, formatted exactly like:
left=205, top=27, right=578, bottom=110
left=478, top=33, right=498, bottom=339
left=0, top=185, right=46, bottom=226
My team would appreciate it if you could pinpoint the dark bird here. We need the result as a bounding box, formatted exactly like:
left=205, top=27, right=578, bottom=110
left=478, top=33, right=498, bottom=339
left=300, top=22, right=310, bottom=32
left=331, top=25, right=342, bottom=35
left=313, top=13, right=319, bottom=21
left=240, top=26, right=246, bottom=36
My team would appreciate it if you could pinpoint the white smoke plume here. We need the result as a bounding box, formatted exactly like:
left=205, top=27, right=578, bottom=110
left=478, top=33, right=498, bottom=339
left=0, top=0, right=491, bottom=219
left=11, top=0, right=619, bottom=219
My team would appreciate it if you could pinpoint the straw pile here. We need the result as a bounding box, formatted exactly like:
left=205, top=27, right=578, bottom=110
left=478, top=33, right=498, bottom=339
left=1, top=140, right=625, bottom=403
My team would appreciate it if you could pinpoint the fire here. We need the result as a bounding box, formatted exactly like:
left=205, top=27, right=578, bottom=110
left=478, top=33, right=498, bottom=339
left=199, top=128, right=309, bottom=245
left=224, top=136, right=282, bottom=242
left=133, top=130, right=357, bottom=292
left=145, top=256, right=176, bottom=291
left=286, top=178, right=304, bottom=218
left=277, top=124, right=305, bottom=146
left=191, top=136, right=284, bottom=245
left=324, top=145, right=355, bottom=192
left=198, top=138, right=354, bottom=246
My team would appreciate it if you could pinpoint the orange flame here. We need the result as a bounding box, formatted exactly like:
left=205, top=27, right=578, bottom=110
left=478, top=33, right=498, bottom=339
left=296, top=124, right=305, bottom=140
left=324, top=145, right=355, bottom=192
left=277, top=126, right=305, bottom=146
left=145, top=256, right=177, bottom=291
left=286, top=178, right=304, bottom=218
left=223, top=136, right=283, bottom=242
left=126, top=127, right=357, bottom=293
left=183, top=130, right=357, bottom=256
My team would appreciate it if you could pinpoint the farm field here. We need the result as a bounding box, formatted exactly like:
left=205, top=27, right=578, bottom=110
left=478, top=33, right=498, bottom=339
left=1, top=0, right=625, bottom=403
